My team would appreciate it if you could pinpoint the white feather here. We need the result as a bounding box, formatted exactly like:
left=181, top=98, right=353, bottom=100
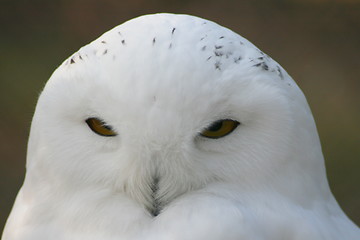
left=2, top=13, right=358, bottom=240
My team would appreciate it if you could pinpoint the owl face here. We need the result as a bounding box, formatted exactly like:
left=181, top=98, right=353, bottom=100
left=28, top=14, right=321, bottom=215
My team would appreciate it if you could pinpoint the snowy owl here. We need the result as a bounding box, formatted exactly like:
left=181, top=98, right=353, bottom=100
left=2, top=13, right=359, bottom=240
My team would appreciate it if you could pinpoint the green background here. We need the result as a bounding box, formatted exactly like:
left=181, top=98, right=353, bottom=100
left=1, top=0, right=359, bottom=230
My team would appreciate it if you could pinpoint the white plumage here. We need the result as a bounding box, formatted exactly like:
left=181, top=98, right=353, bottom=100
left=2, top=13, right=359, bottom=240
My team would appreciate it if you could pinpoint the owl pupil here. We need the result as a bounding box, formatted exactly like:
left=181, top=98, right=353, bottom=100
left=208, top=121, right=223, bottom=132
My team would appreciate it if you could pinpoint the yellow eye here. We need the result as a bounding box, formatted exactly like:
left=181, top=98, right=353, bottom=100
left=85, top=118, right=117, bottom=137
left=200, top=119, right=240, bottom=139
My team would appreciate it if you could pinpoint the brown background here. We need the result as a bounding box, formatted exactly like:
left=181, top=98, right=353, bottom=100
left=1, top=0, right=359, bottom=231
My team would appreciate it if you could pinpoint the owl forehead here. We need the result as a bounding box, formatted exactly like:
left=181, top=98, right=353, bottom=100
left=51, top=14, right=293, bottom=127
left=63, top=14, right=285, bottom=85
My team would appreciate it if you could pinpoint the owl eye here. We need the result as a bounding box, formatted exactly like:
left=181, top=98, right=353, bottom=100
left=85, top=118, right=117, bottom=137
left=200, top=119, right=240, bottom=139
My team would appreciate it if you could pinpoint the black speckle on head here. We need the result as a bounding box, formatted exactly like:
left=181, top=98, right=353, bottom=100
left=152, top=37, right=156, bottom=45
left=172, top=28, right=176, bottom=35
left=215, top=45, right=223, bottom=49
left=219, top=36, right=224, bottom=39
left=215, top=61, right=221, bottom=70
left=207, top=56, right=212, bottom=61
left=201, top=46, right=206, bottom=51
left=70, top=58, right=75, bottom=64
left=202, top=22, right=207, bottom=25
left=103, top=49, right=108, bottom=55
left=79, top=55, right=83, bottom=60
left=234, top=56, right=242, bottom=63
left=240, top=41, right=244, bottom=45
left=169, top=43, right=172, bottom=49
left=277, top=66, right=284, bottom=79
left=262, top=63, right=269, bottom=71
left=214, top=50, right=223, bottom=57
left=101, top=40, right=107, bottom=44
left=258, top=57, right=264, bottom=60
left=118, top=31, right=122, bottom=36
left=253, top=62, right=269, bottom=71
left=121, top=40, right=126, bottom=45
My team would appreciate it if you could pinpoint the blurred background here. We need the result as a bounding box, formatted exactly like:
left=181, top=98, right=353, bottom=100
left=0, top=0, right=359, bottom=230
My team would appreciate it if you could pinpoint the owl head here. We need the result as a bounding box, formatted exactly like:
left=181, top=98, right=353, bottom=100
left=26, top=13, right=330, bottom=216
